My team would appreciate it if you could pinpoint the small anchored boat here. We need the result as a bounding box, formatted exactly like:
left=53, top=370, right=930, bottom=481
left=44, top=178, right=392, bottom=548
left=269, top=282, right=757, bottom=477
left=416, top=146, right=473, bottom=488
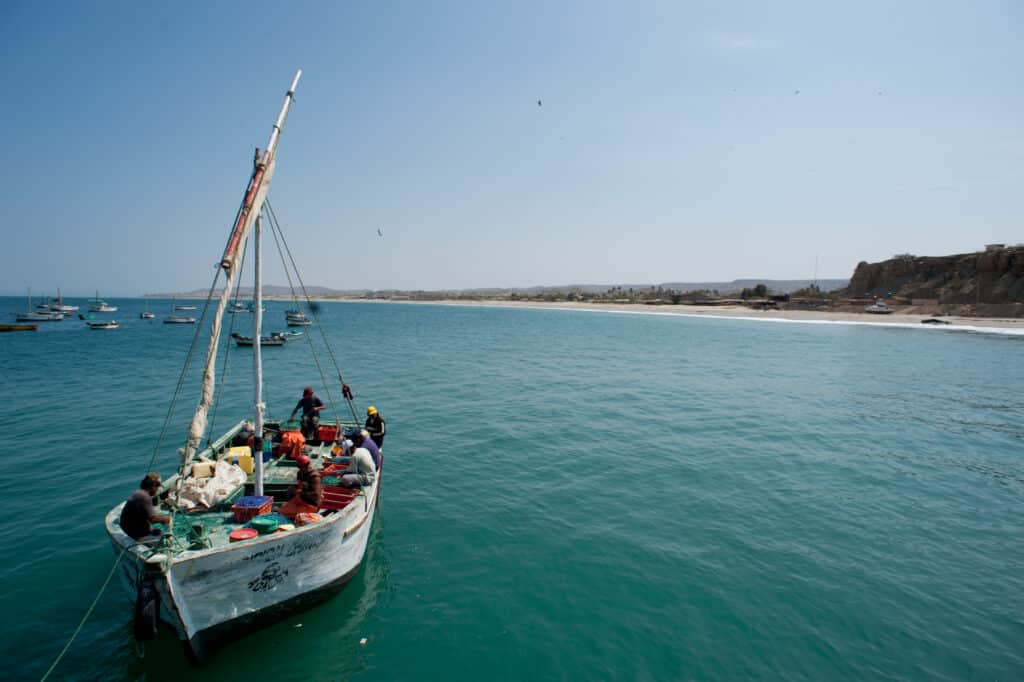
left=285, top=308, right=312, bottom=326
left=16, top=289, right=64, bottom=322
left=864, top=300, right=894, bottom=314
left=165, top=296, right=197, bottom=324
left=88, top=290, right=118, bottom=312
left=87, top=320, right=120, bottom=330
left=0, top=324, right=37, bottom=332
left=231, top=332, right=287, bottom=347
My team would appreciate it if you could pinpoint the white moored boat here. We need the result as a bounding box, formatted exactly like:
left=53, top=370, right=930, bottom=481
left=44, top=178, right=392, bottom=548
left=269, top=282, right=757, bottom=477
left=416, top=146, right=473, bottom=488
left=103, top=70, right=381, bottom=662
left=89, top=290, right=118, bottom=312
left=16, top=289, right=64, bottom=322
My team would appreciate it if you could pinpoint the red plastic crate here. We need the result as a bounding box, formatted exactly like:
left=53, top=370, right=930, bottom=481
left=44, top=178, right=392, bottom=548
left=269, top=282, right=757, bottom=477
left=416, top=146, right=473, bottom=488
left=322, top=485, right=359, bottom=511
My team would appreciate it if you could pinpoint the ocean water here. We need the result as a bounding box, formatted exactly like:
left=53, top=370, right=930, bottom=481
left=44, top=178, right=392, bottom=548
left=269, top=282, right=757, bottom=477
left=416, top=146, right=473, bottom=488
left=2, top=298, right=1022, bottom=681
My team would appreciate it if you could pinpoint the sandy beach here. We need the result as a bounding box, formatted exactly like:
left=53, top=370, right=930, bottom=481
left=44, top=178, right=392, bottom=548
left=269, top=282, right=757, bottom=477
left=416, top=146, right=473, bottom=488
left=343, top=298, right=1024, bottom=333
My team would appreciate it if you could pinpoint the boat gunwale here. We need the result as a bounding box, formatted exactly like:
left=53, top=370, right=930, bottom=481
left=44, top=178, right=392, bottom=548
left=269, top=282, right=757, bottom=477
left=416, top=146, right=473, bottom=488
left=105, top=476, right=378, bottom=565
left=103, top=418, right=380, bottom=563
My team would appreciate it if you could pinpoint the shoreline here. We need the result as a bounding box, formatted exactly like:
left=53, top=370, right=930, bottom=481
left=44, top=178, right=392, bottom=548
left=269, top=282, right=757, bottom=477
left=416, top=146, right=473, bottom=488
left=156, top=294, right=1024, bottom=333
left=306, top=297, right=1024, bottom=333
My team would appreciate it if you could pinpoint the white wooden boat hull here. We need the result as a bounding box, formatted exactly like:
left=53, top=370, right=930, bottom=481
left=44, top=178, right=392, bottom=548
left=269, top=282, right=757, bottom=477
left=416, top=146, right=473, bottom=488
left=17, top=312, right=63, bottom=321
left=106, top=476, right=379, bottom=661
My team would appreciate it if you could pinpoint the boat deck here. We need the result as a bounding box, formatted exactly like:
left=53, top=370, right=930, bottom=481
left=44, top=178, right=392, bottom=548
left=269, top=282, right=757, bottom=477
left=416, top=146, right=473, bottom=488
left=119, top=427, right=368, bottom=553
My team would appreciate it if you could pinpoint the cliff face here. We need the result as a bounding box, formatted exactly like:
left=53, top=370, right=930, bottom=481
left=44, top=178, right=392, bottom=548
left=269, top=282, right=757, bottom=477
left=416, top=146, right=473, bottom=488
left=843, top=247, right=1024, bottom=304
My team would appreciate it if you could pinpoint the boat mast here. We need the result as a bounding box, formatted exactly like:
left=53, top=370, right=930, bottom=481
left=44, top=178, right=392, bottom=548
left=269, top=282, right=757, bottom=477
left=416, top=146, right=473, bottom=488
left=180, top=70, right=301, bottom=468
left=253, top=213, right=265, bottom=496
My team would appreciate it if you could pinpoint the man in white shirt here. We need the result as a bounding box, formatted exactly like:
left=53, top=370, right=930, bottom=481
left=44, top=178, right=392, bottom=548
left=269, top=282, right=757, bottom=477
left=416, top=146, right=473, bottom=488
left=342, top=446, right=376, bottom=488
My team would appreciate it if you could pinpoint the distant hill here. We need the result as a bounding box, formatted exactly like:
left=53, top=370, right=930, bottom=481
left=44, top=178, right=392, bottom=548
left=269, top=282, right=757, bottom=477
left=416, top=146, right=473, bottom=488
left=150, top=278, right=849, bottom=298
left=147, top=285, right=345, bottom=298
left=454, top=279, right=848, bottom=295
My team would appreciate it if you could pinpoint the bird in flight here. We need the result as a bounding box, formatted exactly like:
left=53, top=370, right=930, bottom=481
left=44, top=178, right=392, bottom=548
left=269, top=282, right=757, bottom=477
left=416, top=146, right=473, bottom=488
left=794, top=90, right=800, bottom=95
left=537, top=99, right=542, bottom=107
left=377, top=228, right=383, bottom=237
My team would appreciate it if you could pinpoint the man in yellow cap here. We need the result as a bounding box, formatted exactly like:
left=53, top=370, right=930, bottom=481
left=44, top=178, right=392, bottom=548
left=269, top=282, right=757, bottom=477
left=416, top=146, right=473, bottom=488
left=365, top=405, right=386, bottom=448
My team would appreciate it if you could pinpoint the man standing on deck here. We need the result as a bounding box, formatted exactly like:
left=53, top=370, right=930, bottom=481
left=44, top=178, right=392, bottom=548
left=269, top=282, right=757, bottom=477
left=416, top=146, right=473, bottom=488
left=289, top=387, right=325, bottom=441
left=120, top=473, right=171, bottom=543
left=365, top=406, right=386, bottom=447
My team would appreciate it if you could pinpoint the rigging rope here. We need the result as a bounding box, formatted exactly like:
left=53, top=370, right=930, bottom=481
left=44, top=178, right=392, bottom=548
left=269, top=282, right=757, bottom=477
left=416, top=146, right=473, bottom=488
left=266, top=200, right=360, bottom=423
left=264, top=204, right=343, bottom=423
left=40, top=546, right=131, bottom=681
left=147, top=269, right=223, bottom=474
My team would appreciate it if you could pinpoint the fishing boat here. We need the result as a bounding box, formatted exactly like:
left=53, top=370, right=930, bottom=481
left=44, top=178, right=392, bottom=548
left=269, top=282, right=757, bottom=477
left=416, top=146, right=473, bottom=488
left=40, top=288, right=79, bottom=315
left=16, top=289, right=64, bottom=322
left=175, top=304, right=198, bottom=311
left=274, top=330, right=303, bottom=341
left=89, top=290, right=118, bottom=313
left=285, top=308, right=312, bottom=326
left=164, top=296, right=196, bottom=324
left=87, top=320, right=120, bottom=330
left=228, top=302, right=247, bottom=314
left=103, top=71, right=381, bottom=662
left=231, top=331, right=287, bottom=347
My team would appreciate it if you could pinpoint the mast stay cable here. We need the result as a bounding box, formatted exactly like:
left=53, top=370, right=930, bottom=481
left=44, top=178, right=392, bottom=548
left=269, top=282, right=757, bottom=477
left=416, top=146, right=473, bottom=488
left=266, top=199, right=360, bottom=423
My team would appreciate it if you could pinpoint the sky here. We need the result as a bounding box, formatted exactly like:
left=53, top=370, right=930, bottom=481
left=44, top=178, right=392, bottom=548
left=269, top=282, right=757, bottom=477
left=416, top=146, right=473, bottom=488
left=0, top=1, right=1021, bottom=295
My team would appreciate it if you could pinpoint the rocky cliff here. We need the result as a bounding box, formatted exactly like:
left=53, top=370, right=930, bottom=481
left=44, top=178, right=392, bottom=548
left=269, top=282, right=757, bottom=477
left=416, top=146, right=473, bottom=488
left=843, top=247, right=1024, bottom=305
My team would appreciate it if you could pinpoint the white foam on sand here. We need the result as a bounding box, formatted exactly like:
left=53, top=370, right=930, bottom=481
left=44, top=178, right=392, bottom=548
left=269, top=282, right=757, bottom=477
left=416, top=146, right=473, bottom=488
left=478, top=304, right=1024, bottom=338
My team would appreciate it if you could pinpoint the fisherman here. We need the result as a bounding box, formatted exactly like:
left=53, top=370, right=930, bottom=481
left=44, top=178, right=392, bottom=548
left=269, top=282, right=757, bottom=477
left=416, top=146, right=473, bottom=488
left=364, top=406, right=386, bottom=447
left=289, top=387, right=325, bottom=441
left=119, top=473, right=171, bottom=543
left=279, top=454, right=323, bottom=519
left=342, top=442, right=376, bottom=488
left=352, top=429, right=381, bottom=470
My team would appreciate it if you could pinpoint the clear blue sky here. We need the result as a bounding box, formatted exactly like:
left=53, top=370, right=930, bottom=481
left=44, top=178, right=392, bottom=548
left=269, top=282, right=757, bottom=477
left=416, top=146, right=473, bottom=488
left=1, top=1, right=1020, bottom=296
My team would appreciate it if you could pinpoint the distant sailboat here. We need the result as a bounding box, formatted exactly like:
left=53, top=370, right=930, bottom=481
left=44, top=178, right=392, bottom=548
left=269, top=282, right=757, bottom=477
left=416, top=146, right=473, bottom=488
left=164, top=296, right=196, bottom=324
left=17, top=288, right=64, bottom=322
left=140, top=299, right=155, bottom=320
left=88, top=290, right=117, bottom=313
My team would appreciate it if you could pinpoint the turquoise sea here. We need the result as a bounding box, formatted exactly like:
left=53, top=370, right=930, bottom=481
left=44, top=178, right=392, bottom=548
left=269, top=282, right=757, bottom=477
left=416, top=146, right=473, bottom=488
left=2, top=297, right=1023, bottom=681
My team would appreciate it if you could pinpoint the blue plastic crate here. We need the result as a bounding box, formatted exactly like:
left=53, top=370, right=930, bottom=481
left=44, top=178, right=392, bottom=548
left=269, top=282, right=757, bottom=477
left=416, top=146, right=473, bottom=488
left=235, top=495, right=273, bottom=508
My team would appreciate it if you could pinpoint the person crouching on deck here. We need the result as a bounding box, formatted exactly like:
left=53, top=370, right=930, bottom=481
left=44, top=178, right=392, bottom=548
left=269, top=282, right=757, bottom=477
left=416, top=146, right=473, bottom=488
left=120, top=472, right=172, bottom=544
left=289, top=387, right=325, bottom=441
left=342, top=444, right=376, bottom=488
left=353, top=429, right=381, bottom=470
left=279, top=454, right=323, bottom=519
